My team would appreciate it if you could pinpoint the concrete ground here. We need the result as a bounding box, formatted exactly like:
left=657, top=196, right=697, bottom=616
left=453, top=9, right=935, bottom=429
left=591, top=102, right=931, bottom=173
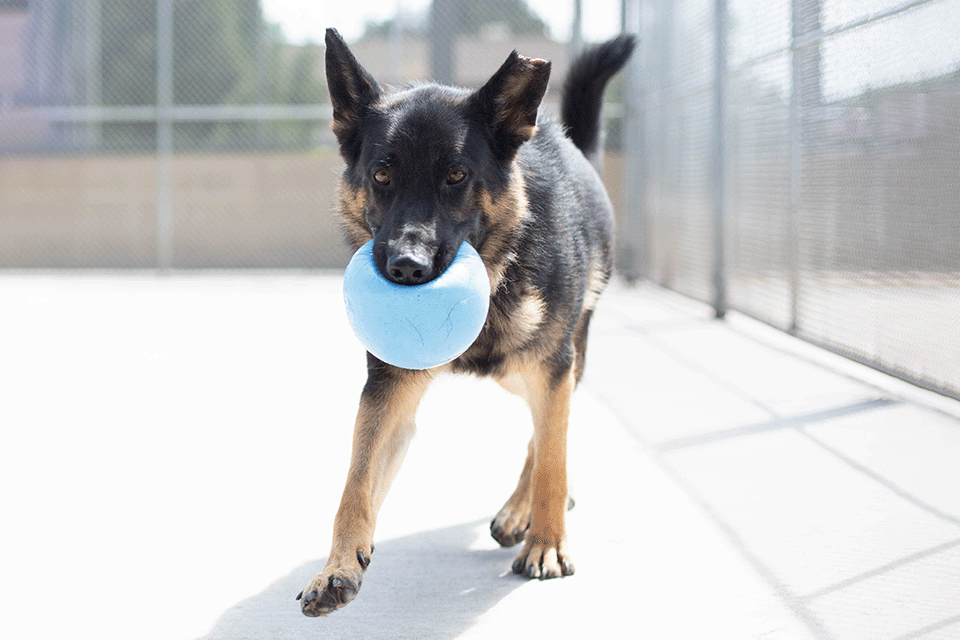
left=2, top=273, right=958, bottom=640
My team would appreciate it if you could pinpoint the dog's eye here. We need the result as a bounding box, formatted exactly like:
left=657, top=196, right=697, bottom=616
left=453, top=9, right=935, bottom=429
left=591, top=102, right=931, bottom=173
left=373, top=168, right=391, bottom=185
left=447, top=169, right=466, bottom=185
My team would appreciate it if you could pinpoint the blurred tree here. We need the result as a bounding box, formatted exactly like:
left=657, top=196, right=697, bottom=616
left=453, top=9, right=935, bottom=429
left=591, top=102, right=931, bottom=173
left=282, top=44, right=325, bottom=142
left=98, top=0, right=325, bottom=149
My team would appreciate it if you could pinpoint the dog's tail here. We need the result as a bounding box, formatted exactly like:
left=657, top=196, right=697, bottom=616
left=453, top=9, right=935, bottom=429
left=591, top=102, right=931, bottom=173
left=560, top=35, right=636, bottom=162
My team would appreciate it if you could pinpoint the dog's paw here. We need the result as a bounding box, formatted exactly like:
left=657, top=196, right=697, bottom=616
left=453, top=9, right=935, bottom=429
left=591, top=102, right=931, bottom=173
left=297, top=548, right=370, bottom=617
left=491, top=495, right=574, bottom=548
left=511, top=533, right=575, bottom=580
left=490, top=501, right=531, bottom=548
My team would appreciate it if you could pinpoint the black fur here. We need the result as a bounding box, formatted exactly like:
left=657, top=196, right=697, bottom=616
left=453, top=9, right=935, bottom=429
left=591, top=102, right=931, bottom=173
left=561, top=36, right=636, bottom=160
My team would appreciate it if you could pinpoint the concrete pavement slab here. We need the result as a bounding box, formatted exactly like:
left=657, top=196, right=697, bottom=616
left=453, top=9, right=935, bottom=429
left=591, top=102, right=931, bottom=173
left=805, top=403, right=960, bottom=521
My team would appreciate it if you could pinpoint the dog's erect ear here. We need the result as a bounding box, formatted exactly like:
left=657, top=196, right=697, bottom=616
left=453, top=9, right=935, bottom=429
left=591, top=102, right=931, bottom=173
left=325, top=28, right=381, bottom=156
left=471, top=51, right=551, bottom=161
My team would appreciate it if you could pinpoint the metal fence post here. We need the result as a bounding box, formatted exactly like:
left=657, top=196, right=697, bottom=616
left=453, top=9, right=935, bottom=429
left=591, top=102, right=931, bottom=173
left=569, top=0, right=583, bottom=56
left=788, top=0, right=802, bottom=334
left=789, top=0, right=823, bottom=333
left=619, top=0, right=644, bottom=283
left=156, top=0, right=174, bottom=270
left=82, top=0, right=102, bottom=148
left=711, top=0, right=728, bottom=318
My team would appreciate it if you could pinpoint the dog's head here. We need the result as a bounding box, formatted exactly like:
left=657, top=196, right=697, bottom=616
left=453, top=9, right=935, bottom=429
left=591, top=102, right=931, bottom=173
left=325, top=28, right=550, bottom=285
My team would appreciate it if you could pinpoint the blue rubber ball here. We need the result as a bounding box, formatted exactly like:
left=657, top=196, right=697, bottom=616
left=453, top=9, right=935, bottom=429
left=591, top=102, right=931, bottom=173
left=343, top=240, right=491, bottom=370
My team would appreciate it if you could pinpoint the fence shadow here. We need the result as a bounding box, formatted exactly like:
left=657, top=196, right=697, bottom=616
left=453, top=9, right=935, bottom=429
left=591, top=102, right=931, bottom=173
left=196, top=518, right=525, bottom=640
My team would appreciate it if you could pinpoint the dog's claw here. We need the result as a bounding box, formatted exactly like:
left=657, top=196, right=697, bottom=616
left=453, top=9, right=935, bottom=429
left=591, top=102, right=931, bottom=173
left=296, top=590, right=303, bottom=601
left=357, top=549, right=370, bottom=569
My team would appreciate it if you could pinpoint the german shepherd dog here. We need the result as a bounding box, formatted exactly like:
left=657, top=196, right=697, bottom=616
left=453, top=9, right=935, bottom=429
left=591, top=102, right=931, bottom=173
left=298, top=28, right=634, bottom=617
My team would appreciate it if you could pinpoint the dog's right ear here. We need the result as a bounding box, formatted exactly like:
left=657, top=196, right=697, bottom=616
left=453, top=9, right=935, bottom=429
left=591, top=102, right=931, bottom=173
left=325, top=28, right=381, bottom=157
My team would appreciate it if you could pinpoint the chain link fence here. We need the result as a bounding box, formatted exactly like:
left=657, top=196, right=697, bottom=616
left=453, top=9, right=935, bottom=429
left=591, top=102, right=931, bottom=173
left=621, top=0, right=960, bottom=399
left=0, top=0, right=599, bottom=269
left=2, top=0, right=959, bottom=399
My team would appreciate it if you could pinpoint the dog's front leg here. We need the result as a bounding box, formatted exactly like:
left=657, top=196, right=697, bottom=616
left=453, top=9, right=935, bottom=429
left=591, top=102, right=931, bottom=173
left=299, top=360, right=433, bottom=617
left=510, top=363, right=576, bottom=580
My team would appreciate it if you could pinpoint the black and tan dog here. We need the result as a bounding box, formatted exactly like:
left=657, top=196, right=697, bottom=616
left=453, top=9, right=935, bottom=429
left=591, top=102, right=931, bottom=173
left=298, top=28, right=634, bottom=617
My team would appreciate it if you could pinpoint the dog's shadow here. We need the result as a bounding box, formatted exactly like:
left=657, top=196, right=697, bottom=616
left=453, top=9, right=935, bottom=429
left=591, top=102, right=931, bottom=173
left=197, top=519, right=526, bottom=639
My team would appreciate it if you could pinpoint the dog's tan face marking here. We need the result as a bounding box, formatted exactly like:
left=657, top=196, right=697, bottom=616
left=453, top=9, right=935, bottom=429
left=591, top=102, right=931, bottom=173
left=336, top=182, right=373, bottom=250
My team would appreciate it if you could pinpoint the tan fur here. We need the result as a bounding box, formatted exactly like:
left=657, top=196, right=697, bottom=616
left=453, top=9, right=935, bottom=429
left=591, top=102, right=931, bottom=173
left=476, top=164, right=530, bottom=292
left=484, top=287, right=546, bottom=353
left=300, top=369, right=434, bottom=616
left=583, top=260, right=608, bottom=312
left=493, top=358, right=575, bottom=578
left=493, top=57, right=548, bottom=145
left=489, top=437, right=535, bottom=545
left=336, top=182, right=373, bottom=250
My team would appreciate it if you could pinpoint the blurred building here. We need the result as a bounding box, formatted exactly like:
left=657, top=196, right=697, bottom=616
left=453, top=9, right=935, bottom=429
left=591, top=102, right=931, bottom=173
left=347, top=31, right=568, bottom=91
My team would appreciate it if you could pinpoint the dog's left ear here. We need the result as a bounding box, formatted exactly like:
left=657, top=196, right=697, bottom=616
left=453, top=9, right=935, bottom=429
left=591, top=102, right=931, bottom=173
left=325, top=28, right=381, bottom=158
left=471, top=51, right=551, bottom=161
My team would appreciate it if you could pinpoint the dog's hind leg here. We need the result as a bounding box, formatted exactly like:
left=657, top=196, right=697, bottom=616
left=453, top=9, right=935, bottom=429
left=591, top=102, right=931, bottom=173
left=299, top=360, right=434, bottom=616
left=490, top=438, right=535, bottom=547
left=572, top=308, right=593, bottom=386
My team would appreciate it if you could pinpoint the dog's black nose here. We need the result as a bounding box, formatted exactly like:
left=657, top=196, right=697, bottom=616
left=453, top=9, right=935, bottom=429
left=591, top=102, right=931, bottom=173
left=386, top=255, right=432, bottom=285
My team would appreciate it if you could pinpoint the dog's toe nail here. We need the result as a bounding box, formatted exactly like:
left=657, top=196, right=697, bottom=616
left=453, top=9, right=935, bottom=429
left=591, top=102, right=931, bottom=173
left=296, top=590, right=303, bottom=601
left=332, top=577, right=343, bottom=588
left=512, top=557, right=525, bottom=574
left=357, top=549, right=370, bottom=569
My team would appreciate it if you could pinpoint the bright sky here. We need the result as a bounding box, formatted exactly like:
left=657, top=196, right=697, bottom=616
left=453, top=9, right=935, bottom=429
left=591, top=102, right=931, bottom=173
left=261, top=0, right=623, bottom=45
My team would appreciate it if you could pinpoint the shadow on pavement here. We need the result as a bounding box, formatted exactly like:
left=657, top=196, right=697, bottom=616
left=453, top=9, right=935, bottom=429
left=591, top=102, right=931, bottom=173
left=197, top=519, right=525, bottom=639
